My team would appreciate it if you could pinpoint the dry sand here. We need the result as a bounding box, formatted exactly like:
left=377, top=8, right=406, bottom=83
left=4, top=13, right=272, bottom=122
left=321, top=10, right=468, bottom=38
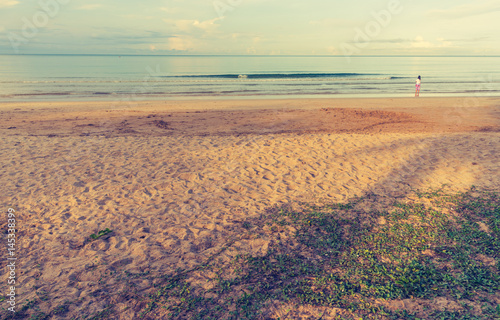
left=0, top=97, right=499, bottom=318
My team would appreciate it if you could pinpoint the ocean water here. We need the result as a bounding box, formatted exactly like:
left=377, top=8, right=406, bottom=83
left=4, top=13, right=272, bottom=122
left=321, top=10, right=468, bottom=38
left=0, top=55, right=499, bottom=102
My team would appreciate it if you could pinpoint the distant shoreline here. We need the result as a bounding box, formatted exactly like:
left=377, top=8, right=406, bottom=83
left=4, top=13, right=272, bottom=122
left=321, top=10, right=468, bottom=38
left=2, top=53, right=500, bottom=57
left=3, top=94, right=500, bottom=104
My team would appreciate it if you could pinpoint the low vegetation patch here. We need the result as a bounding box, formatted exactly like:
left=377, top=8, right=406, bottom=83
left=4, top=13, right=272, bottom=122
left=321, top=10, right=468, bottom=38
left=141, top=187, right=500, bottom=319
left=2, top=188, right=499, bottom=319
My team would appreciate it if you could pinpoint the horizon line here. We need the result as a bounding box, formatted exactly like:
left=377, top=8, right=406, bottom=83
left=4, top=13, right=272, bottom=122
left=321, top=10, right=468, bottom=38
left=1, top=53, right=500, bottom=58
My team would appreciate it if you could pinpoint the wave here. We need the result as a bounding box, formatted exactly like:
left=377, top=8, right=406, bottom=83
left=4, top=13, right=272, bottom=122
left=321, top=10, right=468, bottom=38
left=10, top=92, right=76, bottom=96
left=163, top=73, right=380, bottom=79
left=0, top=74, right=419, bottom=85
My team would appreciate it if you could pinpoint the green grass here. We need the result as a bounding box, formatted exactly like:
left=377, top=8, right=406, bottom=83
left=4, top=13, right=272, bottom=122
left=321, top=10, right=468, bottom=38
left=89, top=228, right=113, bottom=241
left=2, top=187, right=498, bottom=319
left=140, top=187, right=500, bottom=319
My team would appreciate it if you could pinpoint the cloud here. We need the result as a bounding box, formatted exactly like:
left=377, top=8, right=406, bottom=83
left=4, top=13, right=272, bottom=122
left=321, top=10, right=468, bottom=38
left=441, top=36, right=490, bottom=42
left=163, top=17, right=223, bottom=34
left=408, top=36, right=455, bottom=49
left=436, top=38, right=453, bottom=48
left=428, top=0, right=500, bottom=19
left=160, top=7, right=179, bottom=14
left=348, top=38, right=409, bottom=44
left=326, top=46, right=339, bottom=55
left=411, top=36, right=435, bottom=48
left=0, top=0, right=19, bottom=8
left=120, top=14, right=155, bottom=20
left=167, top=37, right=193, bottom=51
left=192, top=18, right=222, bottom=31
left=309, top=18, right=359, bottom=28
left=89, top=29, right=174, bottom=45
left=77, top=4, right=103, bottom=10
left=246, top=47, right=257, bottom=54
left=371, top=38, right=409, bottom=44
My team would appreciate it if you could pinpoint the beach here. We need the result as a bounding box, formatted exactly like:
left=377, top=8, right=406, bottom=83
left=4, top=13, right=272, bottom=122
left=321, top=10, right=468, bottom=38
left=0, top=97, right=499, bottom=319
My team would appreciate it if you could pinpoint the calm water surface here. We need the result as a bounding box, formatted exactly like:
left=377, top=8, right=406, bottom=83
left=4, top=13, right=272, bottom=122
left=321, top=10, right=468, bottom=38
left=0, top=55, right=499, bottom=101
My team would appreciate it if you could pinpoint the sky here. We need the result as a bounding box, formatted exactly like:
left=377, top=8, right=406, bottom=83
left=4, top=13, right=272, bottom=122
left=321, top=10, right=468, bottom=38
left=0, top=0, right=499, bottom=55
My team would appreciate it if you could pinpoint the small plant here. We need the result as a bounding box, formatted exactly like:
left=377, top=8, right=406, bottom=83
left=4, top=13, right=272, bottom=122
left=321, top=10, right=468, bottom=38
left=28, top=312, right=48, bottom=320
left=242, top=221, right=252, bottom=229
left=52, top=301, right=71, bottom=315
left=135, top=187, right=499, bottom=319
left=86, top=307, right=114, bottom=320
left=89, top=228, right=113, bottom=241
left=35, top=290, right=49, bottom=302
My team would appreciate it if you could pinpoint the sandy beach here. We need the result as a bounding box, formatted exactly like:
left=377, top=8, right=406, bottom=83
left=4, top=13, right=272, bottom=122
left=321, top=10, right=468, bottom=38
left=0, top=97, right=499, bottom=319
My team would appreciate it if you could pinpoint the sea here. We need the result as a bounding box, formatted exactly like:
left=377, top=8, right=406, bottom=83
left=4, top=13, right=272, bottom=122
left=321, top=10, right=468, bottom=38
left=0, top=55, right=499, bottom=102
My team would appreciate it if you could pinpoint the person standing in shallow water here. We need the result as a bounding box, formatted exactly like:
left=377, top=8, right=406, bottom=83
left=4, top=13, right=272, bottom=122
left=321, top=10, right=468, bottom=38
left=415, top=75, right=421, bottom=97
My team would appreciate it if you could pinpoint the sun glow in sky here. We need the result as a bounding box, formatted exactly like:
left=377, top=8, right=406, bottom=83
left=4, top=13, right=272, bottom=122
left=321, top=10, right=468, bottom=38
left=0, top=0, right=499, bottom=55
